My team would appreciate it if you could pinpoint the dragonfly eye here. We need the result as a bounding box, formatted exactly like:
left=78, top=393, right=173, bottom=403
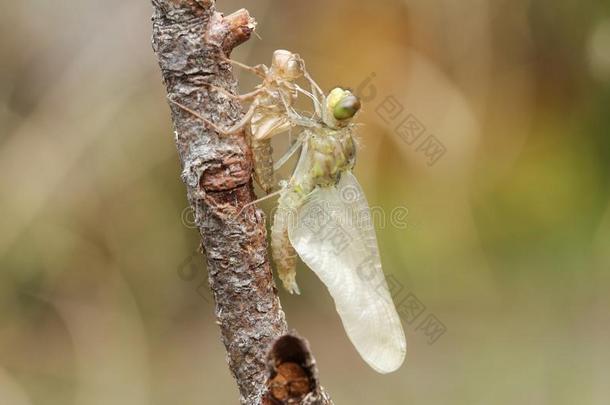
left=333, top=94, right=361, bottom=120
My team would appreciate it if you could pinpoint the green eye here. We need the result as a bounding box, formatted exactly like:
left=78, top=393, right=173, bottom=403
left=333, top=94, right=361, bottom=120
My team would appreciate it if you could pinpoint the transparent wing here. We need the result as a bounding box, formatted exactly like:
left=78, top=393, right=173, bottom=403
left=288, top=172, right=406, bottom=373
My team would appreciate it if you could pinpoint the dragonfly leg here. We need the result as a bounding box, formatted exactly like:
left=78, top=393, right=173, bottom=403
left=304, top=71, right=325, bottom=108
left=168, top=97, right=226, bottom=133
left=295, top=84, right=322, bottom=118
left=274, top=135, right=304, bottom=171
left=221, top=55, right=267, bottom=78
left=278, top=91, right=318, bottom=129
left=222, top=101, right=258, bottom=134
left=168, top=97, right=257, bottom=136
left=234, top=185, right=286, bottom=218
left=205, top=83, right=265, bottom=103
left=286, top=109, right=318, bottom=128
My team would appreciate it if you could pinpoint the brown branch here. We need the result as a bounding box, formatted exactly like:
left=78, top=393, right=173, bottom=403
left=150, top=1, right=331, bottom=403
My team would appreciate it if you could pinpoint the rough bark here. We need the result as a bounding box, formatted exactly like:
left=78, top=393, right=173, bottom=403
left=150, top=1, right=332, bottom=403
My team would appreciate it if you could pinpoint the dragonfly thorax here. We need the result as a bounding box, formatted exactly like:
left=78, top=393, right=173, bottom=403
left=306, top=126, right=355, bottom=187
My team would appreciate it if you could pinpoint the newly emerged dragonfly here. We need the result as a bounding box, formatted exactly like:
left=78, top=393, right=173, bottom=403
left=169, top=49, right=321, bottom=192
left=170, top=50, right=406, bottom=373
left=269, top=87, right=407, bottom=373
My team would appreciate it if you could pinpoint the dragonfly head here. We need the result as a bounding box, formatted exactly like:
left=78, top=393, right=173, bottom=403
left=325, top=87, right=361, bottom=127
left=271, top=50, right=305, bottom=81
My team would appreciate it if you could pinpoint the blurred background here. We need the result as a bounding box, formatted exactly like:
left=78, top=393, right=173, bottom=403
left=1, top=0, right=610, bottom=403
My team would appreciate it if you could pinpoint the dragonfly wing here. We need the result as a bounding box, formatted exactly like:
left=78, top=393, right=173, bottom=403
left=288, top=172, right=406, bottom=373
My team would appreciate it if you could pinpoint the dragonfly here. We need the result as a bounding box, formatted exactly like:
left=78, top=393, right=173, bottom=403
left=169, top=50, right=406, bottom=373
left=269, top=86, right=407, bottom=373
left=169, top=49, right=322, bottom=192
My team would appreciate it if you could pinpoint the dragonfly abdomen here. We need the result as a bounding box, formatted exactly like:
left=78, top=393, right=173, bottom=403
left=271, top=190, right=305, bottom=295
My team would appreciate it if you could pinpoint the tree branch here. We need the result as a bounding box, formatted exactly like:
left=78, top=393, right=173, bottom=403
left=150, top=1, right=331, bottom=403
